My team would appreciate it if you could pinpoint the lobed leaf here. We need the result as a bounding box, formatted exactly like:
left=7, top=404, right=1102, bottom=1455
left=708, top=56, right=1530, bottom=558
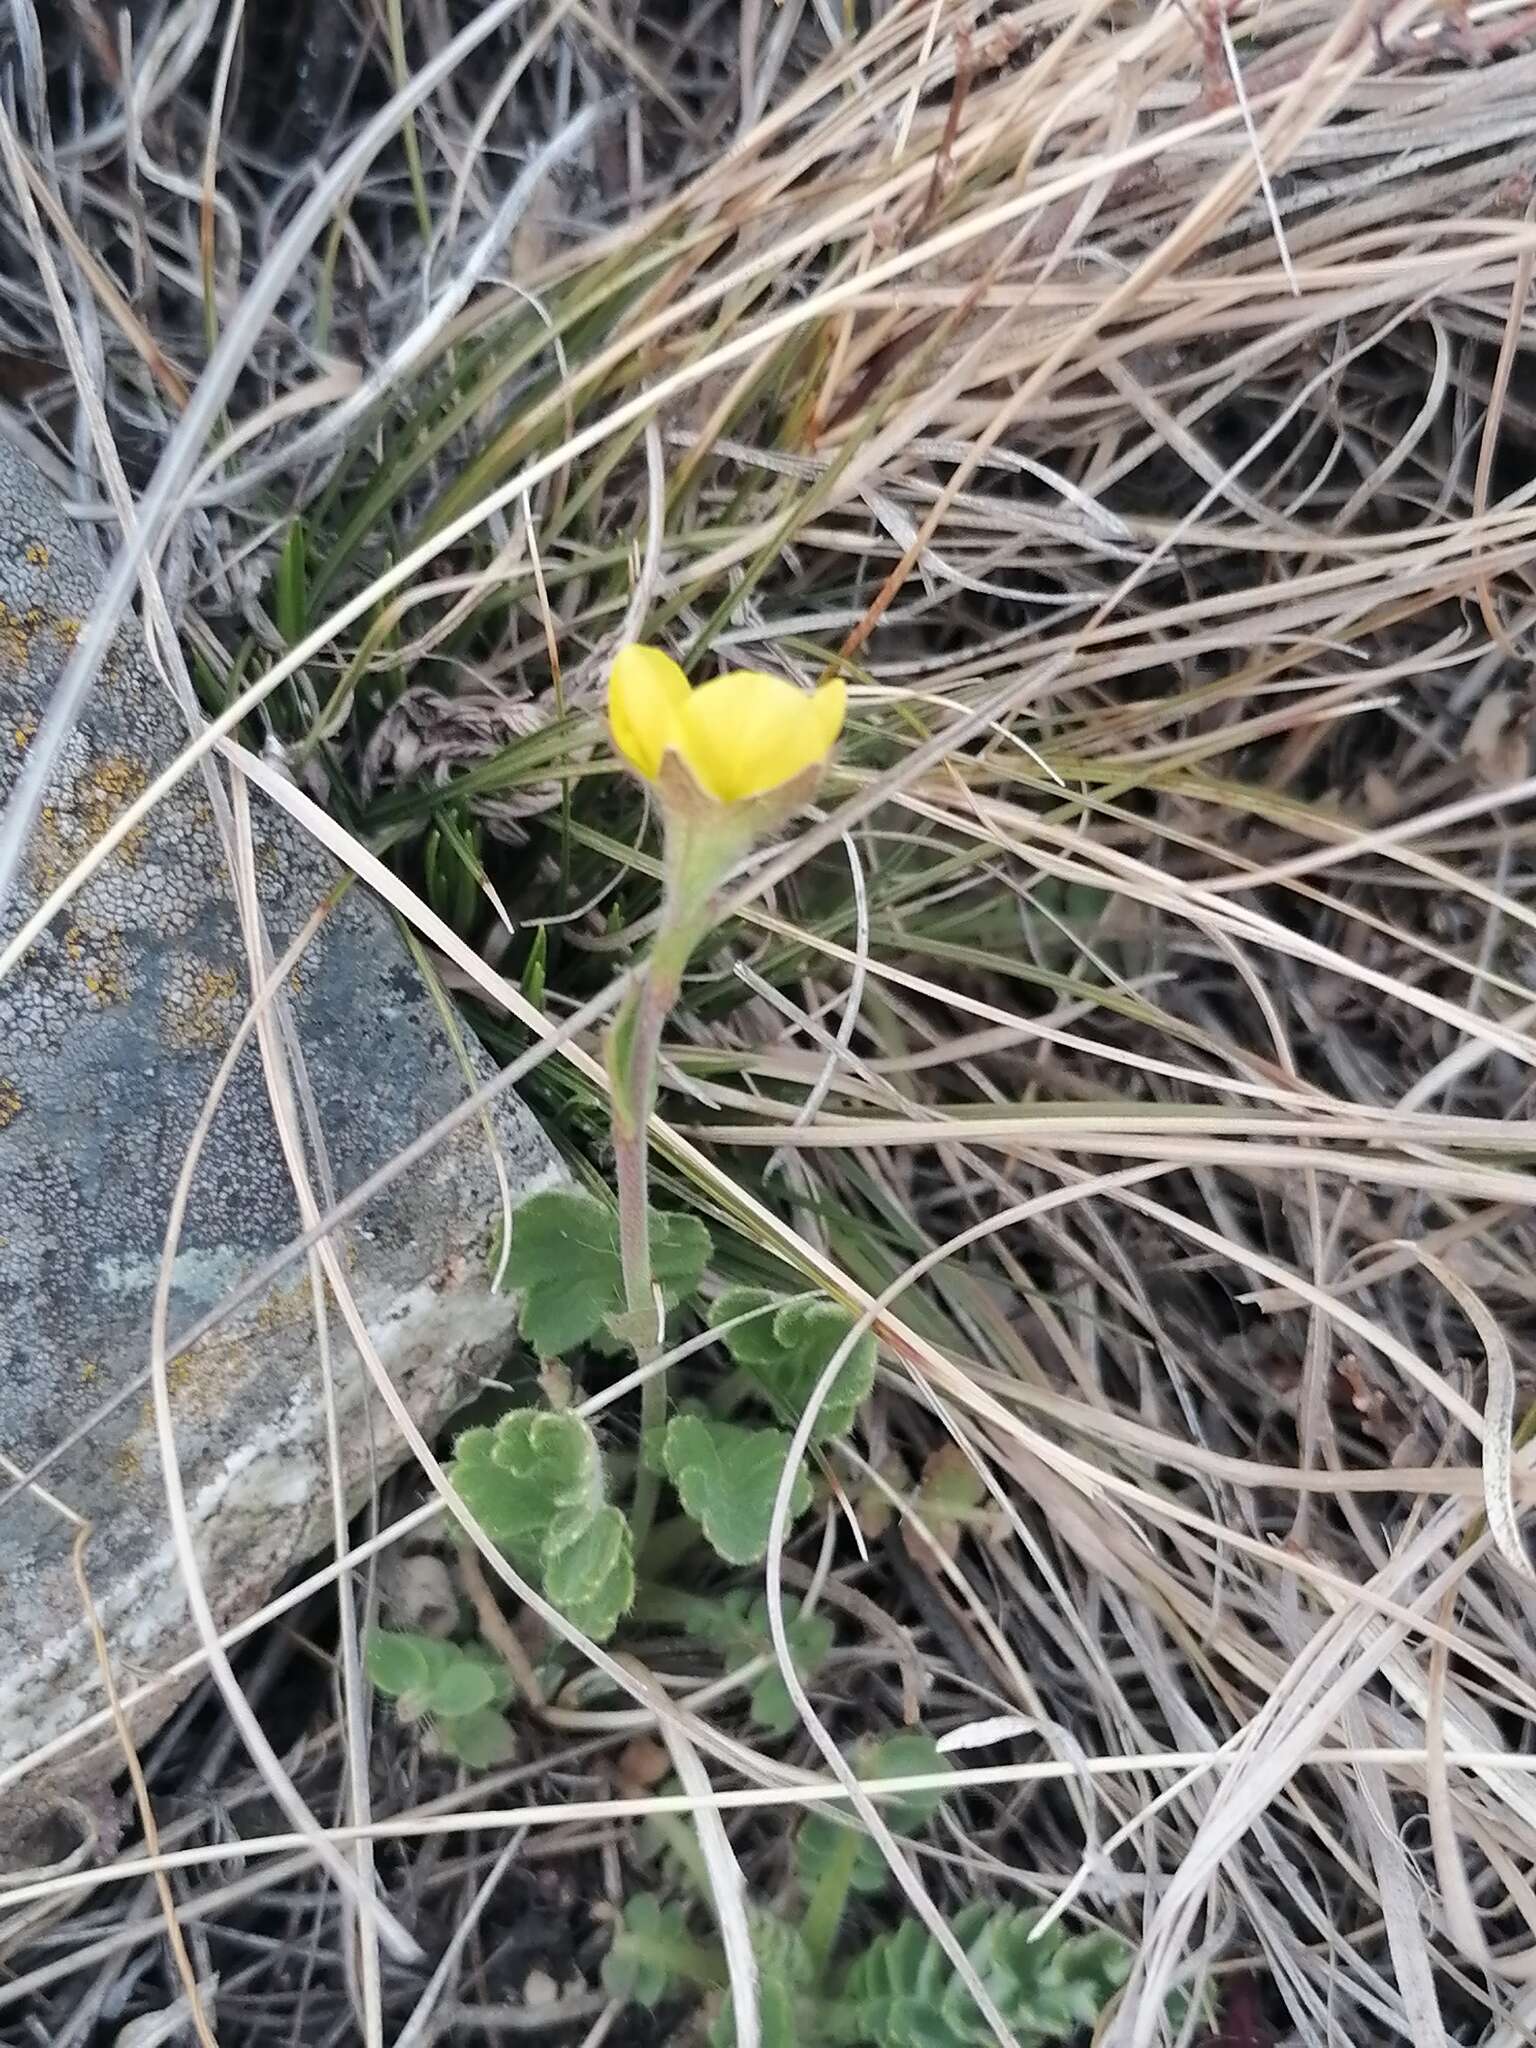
left=496, top=1189, right=710, bottom=1355
left=448, top=1408, right=636, bottom=1640
left=542, top=1503, right=635, bottom=1642
left=661, top=1415, right=812, bottom=1566
left=449, top=1409, right=602, bottom=1573
left=711, top=1288, right=875, bottom=1441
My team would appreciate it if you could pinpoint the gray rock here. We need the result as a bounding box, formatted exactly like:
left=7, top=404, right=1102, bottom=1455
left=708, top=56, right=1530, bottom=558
left=0, top=440, right=560, bottom=1790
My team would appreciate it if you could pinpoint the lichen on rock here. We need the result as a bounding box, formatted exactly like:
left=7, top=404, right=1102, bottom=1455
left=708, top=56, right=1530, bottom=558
left=0, top=439, right=562, bottom=1779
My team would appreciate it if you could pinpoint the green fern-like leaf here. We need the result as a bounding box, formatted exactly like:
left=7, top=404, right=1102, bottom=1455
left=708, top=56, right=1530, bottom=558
left=825, top=1904, right=1130, bottom=2047
left=602, top=1895, right=723, bottom=2007
left=708, top=1976, right=798, bottom=2048
left=707, top=1913, right=816, bottom=2048
left=797, top=1732, right=954, bottom=1898
left=675, top=1589, right=835, bottom=1734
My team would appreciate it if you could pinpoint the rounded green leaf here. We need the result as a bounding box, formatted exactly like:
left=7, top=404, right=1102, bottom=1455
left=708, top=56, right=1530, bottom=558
left=859, top=1730, right=953, bottom=1834
left=661, top=1415, right=812, bottom=1566
left=365, top=1630, right=431, bottom=1699
left=436, top=1707, right=518, bottom=1770
left=459, top=1640, right=517, bottom=1708
left=425, top=1653, right=497, bottom=1719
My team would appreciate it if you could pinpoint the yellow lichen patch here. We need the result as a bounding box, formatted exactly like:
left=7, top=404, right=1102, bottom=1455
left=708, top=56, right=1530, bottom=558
left=73, top=927, right=131, bottom=1008
left=76, top=754, right=149, bottom=856
left=80, top=1359, right=99, bottom=1385
left=11, top=713, right=35, bottom=750
left=27, top=754, right=150, bottom=892
left=127, top=1282, right=307, bottom=1436
left=83, top=962, right=125, bottom=1005
left=26, top=803, right=64, bottom=891
left=166, top=1351, right=200, bottom=1400
left=169, top=1317, right=260, bottom=1406
left=255, top=1278, right=312, bottom=1334
left=164, top=959, right=241, bottom=1049
left=23, top=540, right=48, bottom=567
left=0, top=598, right=34, bottom=670
left=0, top=1079, right=22, bottom=1129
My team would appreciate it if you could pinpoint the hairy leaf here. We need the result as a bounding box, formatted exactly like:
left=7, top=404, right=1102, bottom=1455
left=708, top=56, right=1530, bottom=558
left=449, top=1409, right=603, bottom=1573
left=496, top=1189, right=711, bottom=1355
left=434, top=1707, right=518, bottom=1770
left=798, top=1733, right=954, bottom=1896
left=707, top=1916, right=815, bottom=2048
left=712, top=1288, right=875, bottom=1441
left=449, top=1410, right=634, bottom=1639
left=366, top=1630, right=465, bottom=1720
left=661, top=1415, right=812, bottom=1566
left=459, top=1639, right=518, bottom=1708
left=602, top=1895, right=721, bottom=2007
left=365, top=1629, right=432, bottom=1700
left=367, top=1630, right=519, bottom=1745
left=858, top=1731, right=954, bottom=1834
left=826, top=1903, right=1131, bottom=2047
left=679, top=1589, right=836, bottom=1734
left=542, top=1503, right=635, bottom=1642
left=709, top=1976, right=798, bottom=2048
left=422, top=1654, right=497, bottom=1720
left=902, top=1446, right=999, bottom=1565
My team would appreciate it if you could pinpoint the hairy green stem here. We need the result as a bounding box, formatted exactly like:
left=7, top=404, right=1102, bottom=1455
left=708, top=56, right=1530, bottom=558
left=606, top=802, right=750, bottom=1547
left=609, top=900, right=708, bottom=1551
left=801, top=1823, right=862, bottom=1971
left=644, top=1813, right=720, bottom=1907
left=614, top=1107, right=666, bottom=1551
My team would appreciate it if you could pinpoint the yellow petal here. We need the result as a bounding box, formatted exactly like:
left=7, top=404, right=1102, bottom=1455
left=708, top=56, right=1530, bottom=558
left=679, top=671, right=836, bottom=802
left=608, top=644, right=690, bottom=781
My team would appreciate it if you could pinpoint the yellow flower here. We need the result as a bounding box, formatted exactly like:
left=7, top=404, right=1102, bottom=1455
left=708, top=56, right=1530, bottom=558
left=608, top=644, right=845, bottom=804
